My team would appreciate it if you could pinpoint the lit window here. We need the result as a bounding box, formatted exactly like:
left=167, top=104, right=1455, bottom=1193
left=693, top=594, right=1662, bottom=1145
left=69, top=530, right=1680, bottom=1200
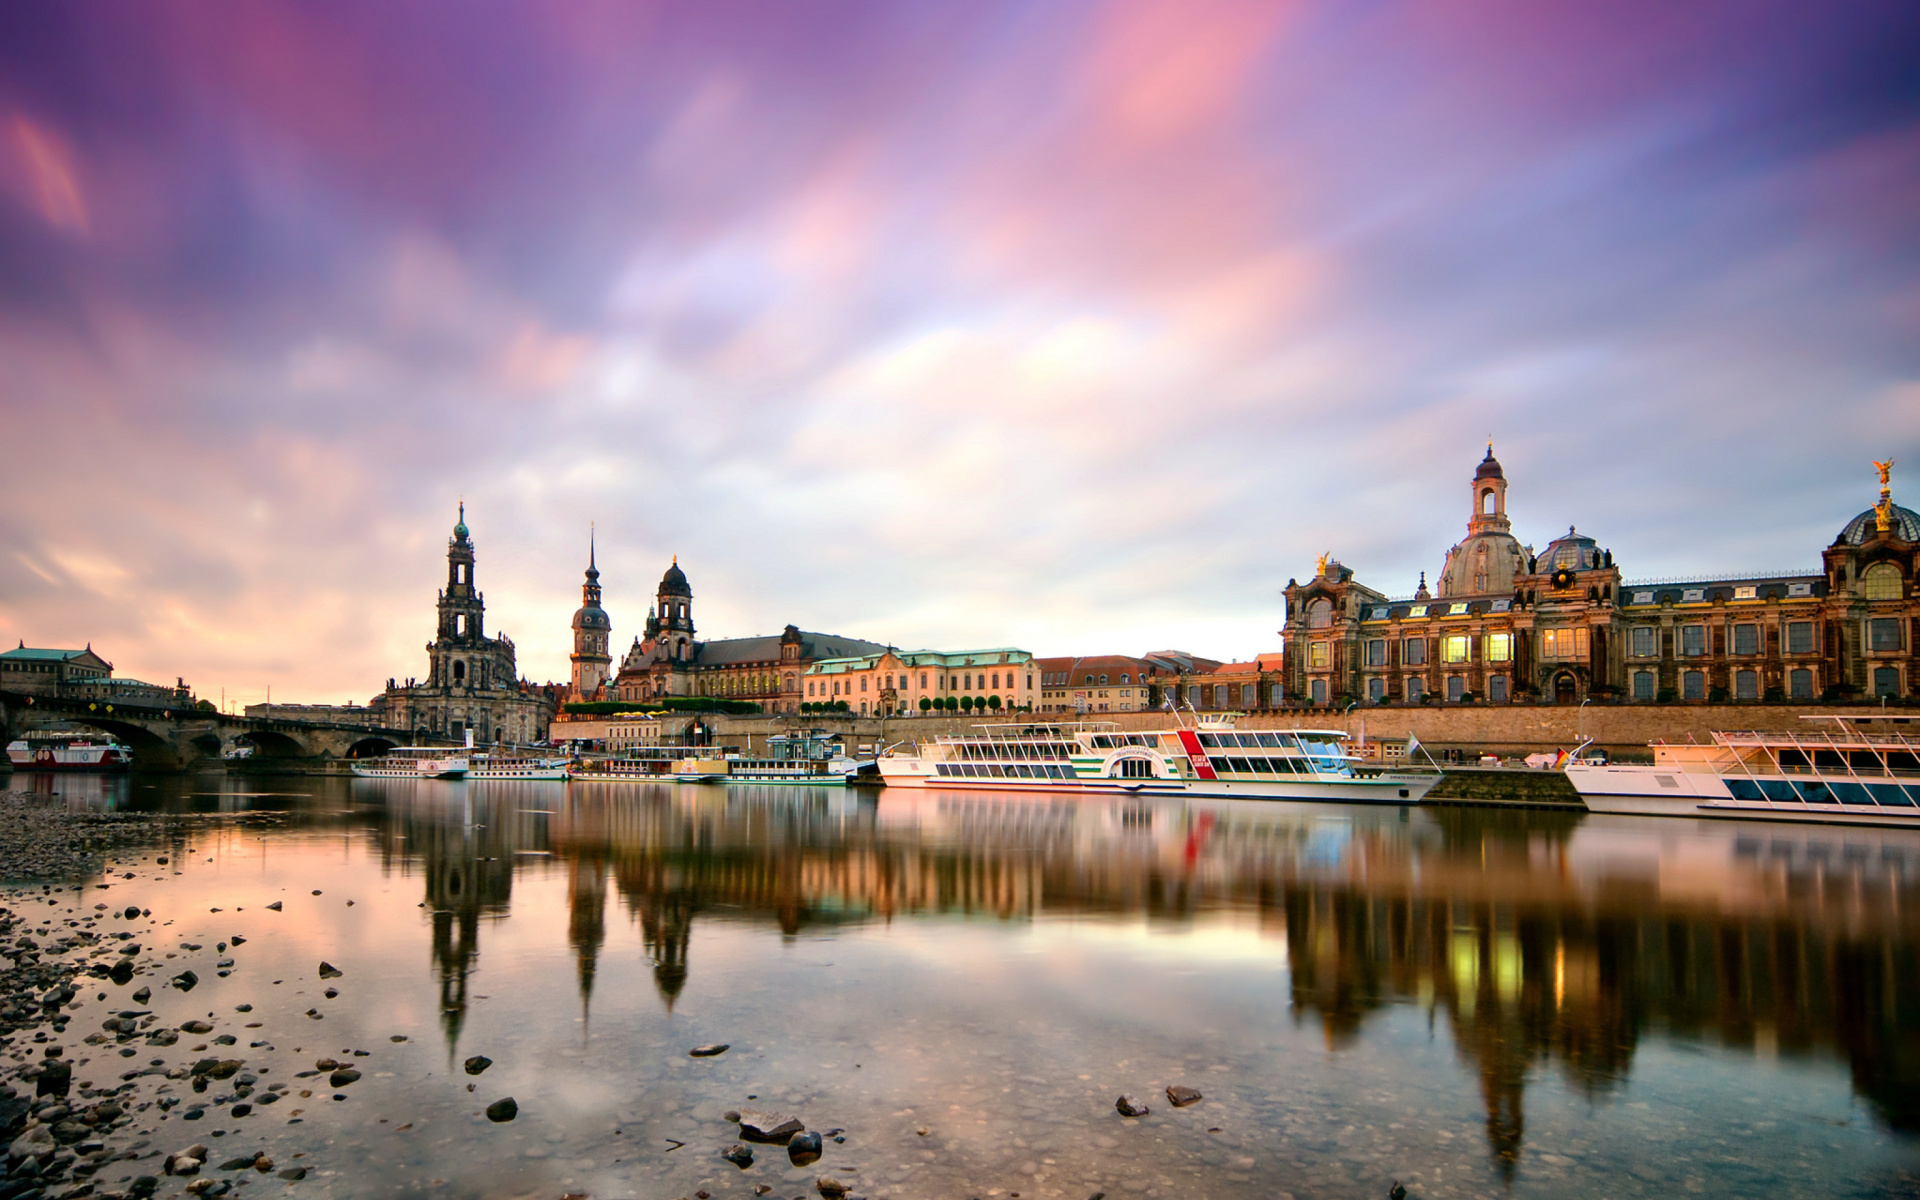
left=1309, top=643, right=1330, bottom=669
left=1407, top=605, right=1428, bottom=618
left=1681, top=625, right=1706, bottom=657
left=1864, top=563, right=1903, bottom=600
left=1448, top=602, right=1468, bottom=615
left=1734, top=586, right=1757, bottom=601
left=1733, top=624, right=1759, bottom=656
left=1443, top=635, right=1469, bottom=663
left=1487, top=633, right=1512, bottom=662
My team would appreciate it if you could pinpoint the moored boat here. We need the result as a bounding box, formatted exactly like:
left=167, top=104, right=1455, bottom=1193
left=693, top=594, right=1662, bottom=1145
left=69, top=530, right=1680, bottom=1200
left=350, top=746, right=469, bottom=780
left=466, top=750, right=571, bottom=781
left=5, top=733, right=133, bottom=773
left=674, top=731, right=870, bottom=786
left=1565, top=716, right=1920, bottom=826
left=877, top=715, right=1438, bottom=804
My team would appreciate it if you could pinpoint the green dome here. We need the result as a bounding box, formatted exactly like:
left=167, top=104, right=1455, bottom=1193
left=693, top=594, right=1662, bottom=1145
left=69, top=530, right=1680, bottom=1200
left=453, top=502, right=470, bottom=541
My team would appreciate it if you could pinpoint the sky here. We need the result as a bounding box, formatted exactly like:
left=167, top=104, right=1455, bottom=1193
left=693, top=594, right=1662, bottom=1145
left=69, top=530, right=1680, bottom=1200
left=1, top=0, right=1918, bottom=705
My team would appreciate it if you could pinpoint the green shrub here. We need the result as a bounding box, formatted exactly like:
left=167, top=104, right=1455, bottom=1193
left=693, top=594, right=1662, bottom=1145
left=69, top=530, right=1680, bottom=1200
left=919, top=697, right=932, bottom=712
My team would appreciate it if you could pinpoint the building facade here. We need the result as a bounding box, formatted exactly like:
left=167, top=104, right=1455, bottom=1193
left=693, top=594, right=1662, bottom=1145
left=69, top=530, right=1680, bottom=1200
left=804, top=648, right=1038, bottom=716
left=1282, top=452, right=1920, bottom=707
left=1, top=644, right=113, bottom=697
left=608, top=560, right=889, bottom=714
left=369, top=506, right=556, bottom=743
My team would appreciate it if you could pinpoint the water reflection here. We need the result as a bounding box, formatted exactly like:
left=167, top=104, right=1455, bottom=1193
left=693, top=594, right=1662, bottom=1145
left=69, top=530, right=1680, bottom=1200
left=17, top=771, right=1920, bottom=1194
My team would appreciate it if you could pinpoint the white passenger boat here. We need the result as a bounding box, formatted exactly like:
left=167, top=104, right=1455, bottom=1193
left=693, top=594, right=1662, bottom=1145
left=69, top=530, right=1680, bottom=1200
left=674, top=732, right=870, bottom=786
left=1565, top=716, right=1920, bottom=826
left=6, top=734, right=133, bottom=773
left=571, top=744, right=713, bottom=782
left=877, top=716, right=1439, bottom=804
left=350, top=745, right=469, bottom=780
left=466, top=750, right=571, bottom=781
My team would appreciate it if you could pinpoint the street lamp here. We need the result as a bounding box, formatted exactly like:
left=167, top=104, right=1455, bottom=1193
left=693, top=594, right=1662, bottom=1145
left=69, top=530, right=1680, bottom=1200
left=1578, top=697, right=1591, bottom=744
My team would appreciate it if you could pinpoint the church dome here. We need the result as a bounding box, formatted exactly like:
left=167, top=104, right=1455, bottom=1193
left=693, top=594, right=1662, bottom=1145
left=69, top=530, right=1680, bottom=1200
left=1473, top=447, right=1505, bottom=481
left=1543, top=526, right=1601, bottom=571
left=452, top=502, right=470, bottom=542
left=572, top=602, right=610, bottom=632
left=658, top=559, right=691, bottom=597
left=1839, top=504, right=1920, bottom=544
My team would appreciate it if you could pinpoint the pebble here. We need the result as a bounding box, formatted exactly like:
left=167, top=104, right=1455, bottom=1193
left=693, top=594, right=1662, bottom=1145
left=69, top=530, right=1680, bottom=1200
left=463, top=1055, right=492, bottom=1076
left=722, top=1143, right=755, bottom=1168
left=788, top=1130, right=823, bottom=1165
left=689, top=1043, right=730, bottom=1057
left=1116, top=1095, right=1151, bottom=1118
left=737, top=1108, right=805, bottom=1143
left=486, top=1097, right=518, bottom=1122
left=1166, top=1086, right=1203, bottom=1108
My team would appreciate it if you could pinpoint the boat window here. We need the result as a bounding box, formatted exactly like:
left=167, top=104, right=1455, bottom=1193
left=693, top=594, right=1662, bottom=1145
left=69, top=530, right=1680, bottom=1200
left=1758, top=780, right=1800, bottom=803
left=1868, top=783, right=1916, bottom=806
left=1850, top=750, right=1887, bottom=774
left=1796, top=781, right=1838, bottom=804
left=1726, top=778, right=1764, bottom=802
left=1813, top=749, right=1846, bottom=771
left=1777, top=748, right=1809, bottom=770
left=1829, top=781, right=1871, bottom=805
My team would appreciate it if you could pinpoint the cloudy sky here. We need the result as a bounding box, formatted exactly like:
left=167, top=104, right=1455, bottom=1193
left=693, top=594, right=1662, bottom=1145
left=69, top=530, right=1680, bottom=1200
left=1, top=1, right=1917, bottom=704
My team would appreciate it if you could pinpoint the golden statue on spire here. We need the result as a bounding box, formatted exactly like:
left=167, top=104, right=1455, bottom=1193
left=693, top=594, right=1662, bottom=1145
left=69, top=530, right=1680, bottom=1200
left=1873, top=459, right=1896, bottom=533
left=1315, top=551, right=1332, bottom=577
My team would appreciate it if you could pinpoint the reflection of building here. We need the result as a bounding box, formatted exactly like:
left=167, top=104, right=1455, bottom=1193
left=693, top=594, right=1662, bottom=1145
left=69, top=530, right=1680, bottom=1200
left=1284, top=451, right=1920, bottom=707
left=369, top=507, right=555, bottom=743
left=608, top=560, right=889, bottom=713
left=804, top=647, right=1038, bottom=716
left=567, top=852, right=607, bottom=1015
left=411, top=799, right=517, bottom=1053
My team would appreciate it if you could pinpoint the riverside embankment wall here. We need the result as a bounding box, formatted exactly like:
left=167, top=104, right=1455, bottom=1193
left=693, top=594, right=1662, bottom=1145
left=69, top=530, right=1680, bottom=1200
left=696, top=704, right=1909, bottom=761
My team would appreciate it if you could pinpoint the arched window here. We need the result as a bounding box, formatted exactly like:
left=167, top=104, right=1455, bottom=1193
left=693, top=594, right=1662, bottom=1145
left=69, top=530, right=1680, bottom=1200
left=1120, top=673, right=1130, bottom=685
left=1481, top=489, right=1496, bottom=515
left=1307, top=599, right=1333, bottom=629
left=1863, top=562, right=1903, bottom=600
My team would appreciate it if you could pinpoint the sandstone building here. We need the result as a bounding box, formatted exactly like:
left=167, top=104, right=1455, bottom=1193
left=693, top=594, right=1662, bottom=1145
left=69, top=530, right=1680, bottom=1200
left=370, top=506, right=556, bottom=743
left=608, top=559, right=887, bottom=714
left=1282, top=452, right=1919, bottom=707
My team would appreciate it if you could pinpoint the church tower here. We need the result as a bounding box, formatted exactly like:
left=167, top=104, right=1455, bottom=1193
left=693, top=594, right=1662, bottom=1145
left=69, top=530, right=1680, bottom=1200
left=433, top=503, right=488, bottom=687
left=569, top=529, right=612, bottom=701
left=645, top=558, right=696, bottom=663
left=1436, top=445, right=1530, bottom=598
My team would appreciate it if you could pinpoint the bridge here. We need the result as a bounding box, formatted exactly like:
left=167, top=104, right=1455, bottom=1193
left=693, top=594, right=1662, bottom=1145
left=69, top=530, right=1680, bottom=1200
left=0, top=690, right=419, bottom=771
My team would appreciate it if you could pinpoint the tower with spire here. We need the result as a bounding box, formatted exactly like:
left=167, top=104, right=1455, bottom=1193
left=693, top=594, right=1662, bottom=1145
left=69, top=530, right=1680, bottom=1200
left=569, top=527, right=612, bottom=701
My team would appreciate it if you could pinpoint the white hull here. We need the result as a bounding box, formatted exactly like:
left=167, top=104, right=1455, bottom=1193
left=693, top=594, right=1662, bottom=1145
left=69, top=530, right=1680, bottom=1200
left=877, top=761, right=1436, bottom=804
left=1567, top=763, right=1920, bottom=827
left=466, top=766, right=569, bottom=781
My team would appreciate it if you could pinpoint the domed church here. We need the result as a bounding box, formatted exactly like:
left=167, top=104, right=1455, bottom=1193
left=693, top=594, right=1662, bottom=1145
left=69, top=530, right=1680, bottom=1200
left=1282, top=453, right=1918, bottom=708
left=606, top=558, right=890, bottom=713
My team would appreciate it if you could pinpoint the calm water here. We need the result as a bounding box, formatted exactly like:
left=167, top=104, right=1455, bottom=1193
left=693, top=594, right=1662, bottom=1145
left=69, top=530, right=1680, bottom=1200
left=10, top=771, right=1920, bottom=1199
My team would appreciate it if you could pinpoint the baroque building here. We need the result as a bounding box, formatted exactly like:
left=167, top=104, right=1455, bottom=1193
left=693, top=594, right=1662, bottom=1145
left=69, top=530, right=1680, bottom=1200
left=1283, top=452, right=1920, bottom=707
left=608, top=559, right=888, bottom=713
left=370, top=506, right=556, bottom=742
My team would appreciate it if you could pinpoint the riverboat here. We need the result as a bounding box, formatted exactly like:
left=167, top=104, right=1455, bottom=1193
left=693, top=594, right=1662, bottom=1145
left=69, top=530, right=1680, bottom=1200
left=5, top=734, right=133, bottom=773
left=571, top=744, right=718, bottom=782
left=349, top=746, right=469, bottom=780
left=466, top=751, right=571, bottom=781
left=1565, top=716, right=1920, bottom=826
left=876, top=716, right=1439, bottom=804
left=674, top=732, right=870, bottom=786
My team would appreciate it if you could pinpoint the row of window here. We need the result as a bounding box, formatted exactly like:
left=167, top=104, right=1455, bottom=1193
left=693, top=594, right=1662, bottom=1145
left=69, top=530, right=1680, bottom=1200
left=936, top=763, right=1075, bottom=779
left=1320, top=617, right=1908, bottom=671
left=808, top=670, right=1030, bottom=697
left=1043, top=672, right=1142, bottom=686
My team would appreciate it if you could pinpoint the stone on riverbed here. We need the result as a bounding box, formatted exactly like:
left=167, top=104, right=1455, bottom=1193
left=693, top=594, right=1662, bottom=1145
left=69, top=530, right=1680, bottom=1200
left=1166, top=1085, right=1203, bottom=1107
left=265, top=902, right=281, bottom=912
left=816, top=1178, right=850, bottom=1199
left=172, top=970, right=198, bottom=992
left=486, top=1097, right=518, bottom=1122
left=737, top=1109, right=805, bottom=1143
left=463, top=1055, right=492, bottom=1075
left=721, top=1144, right=754, bottom=1168
left=317, top=961, right=343, bottom=979
left=329, top=1069, right=361, bottom=1087
left=689, top=1043, right=729, bottom=1057
left=787, top=1130, right=823, bottom=1165
left=1116, top=1094, right=1150, bottom=1117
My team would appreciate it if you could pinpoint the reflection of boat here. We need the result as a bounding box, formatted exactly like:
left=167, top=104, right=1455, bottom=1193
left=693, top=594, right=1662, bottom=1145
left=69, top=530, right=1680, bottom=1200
left=877, top=715, right=1438, bottom=804
left=1567, top=716, right=1920, bottom=826
left=6, top=733, right=133, bottom=772
left=350, top=746, right=469, bottom=779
